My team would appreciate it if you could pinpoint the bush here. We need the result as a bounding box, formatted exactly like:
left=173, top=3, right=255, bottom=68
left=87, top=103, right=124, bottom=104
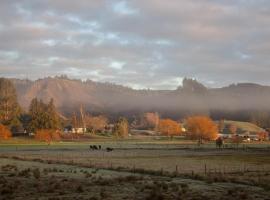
left=32, top=168, right=41, bottom=179
left=1, top=186, right=13, bottom=195
left=1, top=164, right=17, bottom=172
left=18, top=168, right=31, bottom=177
left=35, top=129, right=61, bottom=143
left=0, top=124, right=12, bottom=139
left=146, top=189, right=164, bottom=200
left=180, top=183, right=189, bottom=194
left=76, top=185, right=84, bottom=193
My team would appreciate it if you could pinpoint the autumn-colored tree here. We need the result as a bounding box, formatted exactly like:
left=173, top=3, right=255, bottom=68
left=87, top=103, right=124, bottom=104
left=158, top=119, right=181, bottom=138
left=185, top=116, right=218, bottom=141
left=257, top=132, right=268, bottom=141
left=34, top=129, right=61, bottom=144
left=85, top=115, right=108, bottom=134
left=144, top=112, right=159, bottom=130
left=0, top=124, right=12, bottom=140
left=113, top=117, right=129, bottom=138
left=35, top=130, right=50, bottom=142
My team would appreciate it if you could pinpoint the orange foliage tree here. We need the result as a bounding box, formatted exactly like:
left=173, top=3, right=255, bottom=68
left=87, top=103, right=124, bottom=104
left=185, top=116, right=218, bottom=141
left=0, top=124, right=12, bottom=139
left=85, top=115, right=108, bottom=134
left=257, top=132, right=268, bottom=141
left=158, top=119, right=182, bottom=138
left=35, top=130, right=61, bottom=144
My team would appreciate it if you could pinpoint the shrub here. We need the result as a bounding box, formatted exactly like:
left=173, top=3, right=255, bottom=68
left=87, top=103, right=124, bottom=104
left=89, top=197, right=99, bottom=200
left=158, top=119, right=182, bottom=137
left=1, top=186, right=13, bottom=195
left=0, top=176, right=7, bottom=185
left=76, top=185, right=84, bottom=193
left=34, top=129, right=61, bottom=143
left=85, top=172, right=92, bottom=178
left=169, top=182, right=179, bottom=192
left=238, top=192, right=248, bottom=200
left=180, top=183, right=189, bottom=194
left=0, top=124, right=12, bottom=140
left=100, top=189, right=109, bottom=199
left=1, top=164, right=17, bottom=172
left=18, top=168, right=31, bottom=177
left=146, top=189, right=164, bottom=200
left=32, top=168, right=41, bottom=179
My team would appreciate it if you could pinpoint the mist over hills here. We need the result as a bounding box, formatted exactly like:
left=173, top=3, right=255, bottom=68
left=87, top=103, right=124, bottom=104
left=10, top=77, right=270, bottom=120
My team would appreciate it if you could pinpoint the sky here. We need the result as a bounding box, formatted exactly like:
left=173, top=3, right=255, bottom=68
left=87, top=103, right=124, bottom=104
left=0, top=0, right=270, bottom=90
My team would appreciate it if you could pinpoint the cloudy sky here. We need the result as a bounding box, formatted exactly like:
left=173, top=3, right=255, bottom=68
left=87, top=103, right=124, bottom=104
left=0, top=0, right=270, bottom=89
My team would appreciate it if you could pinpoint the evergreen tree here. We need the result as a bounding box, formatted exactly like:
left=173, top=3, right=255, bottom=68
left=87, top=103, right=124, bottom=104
left=47, top=98, right=60, bottom=129
left=0, top=78, right=21, bottom=128
left=29, top=98, right=60, bottom=131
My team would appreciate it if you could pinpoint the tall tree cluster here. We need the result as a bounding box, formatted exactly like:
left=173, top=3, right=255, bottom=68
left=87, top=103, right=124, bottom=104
left=0, top=78, right=21, bottom=128
left=113, top=117, right=129, bottom=138
left=29, top=98, right=60, bottom=131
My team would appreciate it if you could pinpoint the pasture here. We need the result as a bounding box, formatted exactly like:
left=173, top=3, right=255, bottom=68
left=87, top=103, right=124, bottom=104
left=0, top=138, right=270, bottom=199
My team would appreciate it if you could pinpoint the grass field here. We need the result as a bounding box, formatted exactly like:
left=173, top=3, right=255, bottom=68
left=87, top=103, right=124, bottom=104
left=0, top=138, right=270, bottom=199
left=223, top=120, right=265, bottom=133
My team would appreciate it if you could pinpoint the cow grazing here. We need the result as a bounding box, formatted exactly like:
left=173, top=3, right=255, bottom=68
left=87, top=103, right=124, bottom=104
left=90, top=145, right=102, bottom=151
left=106, top=147, right=113, bottom=152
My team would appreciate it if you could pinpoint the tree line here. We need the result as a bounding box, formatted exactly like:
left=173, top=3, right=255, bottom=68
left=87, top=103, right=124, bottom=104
left=0, top=78, right=130, bottom=141
left=0, top=78, right=268, bottom=142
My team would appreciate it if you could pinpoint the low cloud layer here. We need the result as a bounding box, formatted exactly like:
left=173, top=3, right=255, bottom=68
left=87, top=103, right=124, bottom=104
left=0, top=0, right=270, bottom=89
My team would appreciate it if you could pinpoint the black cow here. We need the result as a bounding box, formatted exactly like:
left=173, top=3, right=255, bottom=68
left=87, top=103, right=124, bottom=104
left=106, top=147, right=113, bottom=152
left=90, top=145, right=101, bottom=150
left=216, top=137, right=223, bottom=149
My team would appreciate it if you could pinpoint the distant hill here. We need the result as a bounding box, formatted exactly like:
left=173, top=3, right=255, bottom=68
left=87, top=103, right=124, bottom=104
left=8, top=77, right=270, bottom=120
left=222, top=120, right=265, bottom=135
